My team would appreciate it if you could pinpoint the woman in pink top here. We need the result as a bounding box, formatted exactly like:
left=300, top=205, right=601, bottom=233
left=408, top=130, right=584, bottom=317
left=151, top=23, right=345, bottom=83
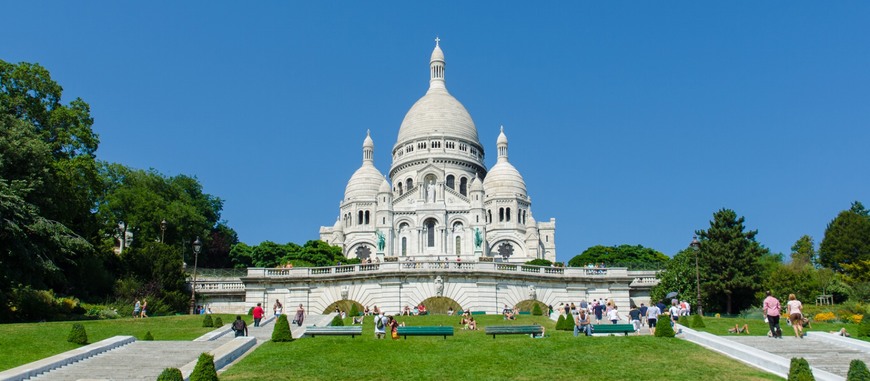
left=786, top=294, right=804, bottom=338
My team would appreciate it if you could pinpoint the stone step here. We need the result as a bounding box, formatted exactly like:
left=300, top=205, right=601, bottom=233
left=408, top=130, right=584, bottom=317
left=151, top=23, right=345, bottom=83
left=27, top=341, right=223, bottom=381
left=725, top=335, right=870, bottom=378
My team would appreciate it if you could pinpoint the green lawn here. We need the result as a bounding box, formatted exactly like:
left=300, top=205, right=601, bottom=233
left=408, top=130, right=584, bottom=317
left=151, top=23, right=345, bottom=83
left=220, top=314, right=782, bottom=381
left=0, top=314, right=235, bottom=371
left=690, top=315, right=864, bottom=340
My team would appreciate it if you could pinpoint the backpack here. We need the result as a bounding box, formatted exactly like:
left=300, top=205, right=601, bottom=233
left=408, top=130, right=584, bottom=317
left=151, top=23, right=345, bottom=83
left=376, top=317, right=385, bottom=329
left=232, top=319, right=245, bottom=331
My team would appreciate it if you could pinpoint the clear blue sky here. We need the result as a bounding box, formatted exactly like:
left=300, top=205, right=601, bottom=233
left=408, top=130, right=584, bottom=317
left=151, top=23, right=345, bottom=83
left=3, top=2, right=869, bottom=262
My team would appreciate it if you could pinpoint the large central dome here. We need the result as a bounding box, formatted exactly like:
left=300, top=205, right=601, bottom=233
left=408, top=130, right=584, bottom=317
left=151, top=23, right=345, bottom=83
left=394, top=40, right=480, bottom=148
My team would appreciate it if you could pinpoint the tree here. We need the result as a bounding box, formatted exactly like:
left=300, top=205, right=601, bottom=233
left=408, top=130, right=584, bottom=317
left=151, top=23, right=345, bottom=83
left=696, top=209, right=768, bottom=314
left=568, top=244, right=669, bottom=268
left=791, top=235, right=817, bottom=268
left=650, top=248, right=696, bottom=304
left=819, top=202, right=870, bottom=273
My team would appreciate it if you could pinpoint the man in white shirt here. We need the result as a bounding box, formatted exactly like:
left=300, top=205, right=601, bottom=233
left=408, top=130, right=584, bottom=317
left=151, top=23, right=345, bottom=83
left=374, top=312, right=387, bottom=339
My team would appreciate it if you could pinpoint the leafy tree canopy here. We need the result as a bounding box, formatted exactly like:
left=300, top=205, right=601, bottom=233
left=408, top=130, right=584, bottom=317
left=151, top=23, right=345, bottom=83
left=568, top=244, right=669, bottom=269
left=819, top=201, right=870, bottom=273
left=229, top=240, right=347, bottom=268
left=790, top=235, right=816, bottom=268
left=696, top=208, right=769, bottom=314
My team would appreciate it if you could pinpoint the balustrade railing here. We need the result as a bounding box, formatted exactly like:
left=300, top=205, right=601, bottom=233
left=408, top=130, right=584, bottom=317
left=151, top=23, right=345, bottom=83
left=245, top=262, right=642, bottom=279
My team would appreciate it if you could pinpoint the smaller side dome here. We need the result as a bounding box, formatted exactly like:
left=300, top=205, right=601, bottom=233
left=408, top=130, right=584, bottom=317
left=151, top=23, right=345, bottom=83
left=378, top=177, right=391, bottom=193
left=470, top=174, right=483, bottom=192
left=483, top=126, right=527, bottom=197
left=344, top=131, right=385, bottom=200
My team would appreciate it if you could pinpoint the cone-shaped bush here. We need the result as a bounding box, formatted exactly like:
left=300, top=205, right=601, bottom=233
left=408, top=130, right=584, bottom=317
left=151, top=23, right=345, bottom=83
left=788, top=357, right=815, bottom=381
left=847, top=359, right=870, bottom=381
left=202, top=314, right=214, bottom=328
left=678, top=316, right=690, bottom=326
left=144, top=331, right=154, bottom=341
left=330, top=314, right=345, bottom=326
left=654, top=315, right=675, bottom=337
left=190, top=353, right=218, bottom=381
left=859, top=315, right=870, bottom=338
left=691, top=314, right=706, bottom=328
left=157, top=367, right=183, bottom=381
left=532, top=304, right=543, bottom=316
left=349, top=304, right=359, bottom=317
left=555, top=315, right=567, bottom=330
left=67, top=323, right=88, bottom=345
left=272, top=314, right=293, bottom=342
left=214, top=317, right=223, bottom=327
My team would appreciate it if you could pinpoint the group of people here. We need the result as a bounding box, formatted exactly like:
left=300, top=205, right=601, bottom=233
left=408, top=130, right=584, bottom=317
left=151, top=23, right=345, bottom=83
left=502, top=304, right=518, bottom=320
left=561, top=299, right=676, bottom=336
left=373, top=312, right=403, bottom=339
left=458, top=310, right=478, bottom=330
left=132, top=299, right=148, bottom=318
left=763, top=291, right=806, bottom=339
left=401, top=303, right=428, bottom=316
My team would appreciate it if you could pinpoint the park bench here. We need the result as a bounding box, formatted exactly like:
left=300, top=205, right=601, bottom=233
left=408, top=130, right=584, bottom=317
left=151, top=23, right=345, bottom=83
left=471, top=311, right=486, bottom=316
left=305, top=326, right=363, bottom=338
left=484, top=325, right=544, bottom=339
left=396, top=326, right=454, bottom=339
left=591, top=324, right=635, bottom=336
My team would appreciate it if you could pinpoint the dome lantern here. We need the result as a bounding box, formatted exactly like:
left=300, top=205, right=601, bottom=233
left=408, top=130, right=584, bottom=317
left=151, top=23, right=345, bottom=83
left=430, top=37, right=445, bottom=90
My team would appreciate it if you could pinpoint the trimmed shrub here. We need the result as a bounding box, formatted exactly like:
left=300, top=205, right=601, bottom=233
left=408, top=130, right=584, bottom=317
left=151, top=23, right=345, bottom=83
left=213, top=317, right=223, bottom=327
left=555, top=315, right=567, bottom=330
left=144, top=331, right=154, bottom=341
left=788, top=357, right=815, bottom=381
left=272, top=314, right=293, bottom=342
left=678, top=315, right=690, bottom=326
left=190, top=353, right=218, bottom=381
left=532, top=304, right=543, bottom=316
left=349, top=304, right=360, bottom=317
left=858, top=314, right=870, bottom=338
left=157, top=367, right=183, bottom=381
left=330, top=315, right=345, bottom=326
left=848, top=359, right=870, bottom=381
left=202, top=314, right=213, bottom=328
left=67, top=323, right=88, bottom=345
left=691, top=314, right=706, bottom=328
left=654, top=315, right=675, bottom=337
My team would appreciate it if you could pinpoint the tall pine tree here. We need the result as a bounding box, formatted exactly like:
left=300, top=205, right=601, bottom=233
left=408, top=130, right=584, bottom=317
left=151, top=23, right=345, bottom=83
left=697, top=209, right=768, bottom=314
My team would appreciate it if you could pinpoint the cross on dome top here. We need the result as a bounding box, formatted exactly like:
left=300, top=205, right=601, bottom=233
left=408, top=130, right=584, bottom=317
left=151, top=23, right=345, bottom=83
left=435, top=36, right=440, bottom=47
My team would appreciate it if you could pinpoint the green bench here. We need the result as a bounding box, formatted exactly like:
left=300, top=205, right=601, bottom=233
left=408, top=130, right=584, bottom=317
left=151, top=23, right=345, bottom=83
left=591, top=324, right=635, bottom=336
left=305, top=326, right=363, bottom=338
left=396, top=326, right=454, bottom=339
left=484, top=325, right=544, bottom=339
left=471, top=311, right=486, bottom=315
left=518, top=311, right=531, bottom=315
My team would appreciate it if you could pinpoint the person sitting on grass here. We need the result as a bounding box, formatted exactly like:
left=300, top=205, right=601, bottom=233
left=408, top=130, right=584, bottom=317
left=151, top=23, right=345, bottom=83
left=728, top=324, right=750, bottom=334
left=465, top=316, right=477, bottom=330
left=831, top=328, right=850, bottom=337
left=352, top=316, right=363, bottom=325
left=447, top=307, right=454, bottom=316
left=531, top=324, right=546, bottom=338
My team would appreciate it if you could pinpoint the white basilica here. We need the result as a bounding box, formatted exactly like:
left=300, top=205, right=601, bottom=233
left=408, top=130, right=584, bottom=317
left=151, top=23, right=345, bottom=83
left=319, top=40, right=556, bottom=263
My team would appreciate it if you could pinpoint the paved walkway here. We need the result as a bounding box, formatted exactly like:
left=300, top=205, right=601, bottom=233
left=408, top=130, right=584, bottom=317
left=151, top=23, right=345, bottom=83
left=725, top=334, right=870, bottom=378
left=9, top=314, right=333, bottom=381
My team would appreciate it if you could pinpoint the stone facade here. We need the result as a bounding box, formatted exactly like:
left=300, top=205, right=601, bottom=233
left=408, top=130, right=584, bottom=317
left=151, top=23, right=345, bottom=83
left=319, top=40, right=556, bottom=263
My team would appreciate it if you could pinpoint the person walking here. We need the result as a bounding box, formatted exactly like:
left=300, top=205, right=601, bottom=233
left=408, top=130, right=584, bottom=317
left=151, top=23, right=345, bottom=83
left=232, top=315, right=248, bottom=337
left=294, top=304, right=305, bottom=327
left=762, top=290, right=782, bottom=339
left=646, top=303, right=661, bottom=335
left=132, top=300, right=140, bottom=318
left=786, top=294, right=804, bottom=339
left=273, top=299, right=283, bottom=316
left=252, top=303, right=265, bottom=327
left=140, top=299, right=148, bottom=318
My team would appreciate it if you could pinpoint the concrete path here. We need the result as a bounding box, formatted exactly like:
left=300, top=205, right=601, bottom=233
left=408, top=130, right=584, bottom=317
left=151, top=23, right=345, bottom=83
left=4, top=314, right=333, bottom=381
left=725, top=333, right=870, bottom=378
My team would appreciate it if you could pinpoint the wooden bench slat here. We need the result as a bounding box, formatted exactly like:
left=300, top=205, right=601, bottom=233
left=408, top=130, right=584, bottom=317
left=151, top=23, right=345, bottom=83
left=396, top=326, right=454, bottom=339
left=305, top=326, right=363, bottom=338
left=590, top=324, right=635, bottom=336
left=485, top=325, right=544, bottom=338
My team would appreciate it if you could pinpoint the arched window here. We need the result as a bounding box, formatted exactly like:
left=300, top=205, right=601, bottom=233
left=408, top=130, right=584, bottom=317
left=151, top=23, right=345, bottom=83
left=401, top=237, right=407, bottom=256
left=455, top=236, right=461, bottom=255
left=406, top=178, right=413, bottom=190
left=499, top=208, right=504, bottom=222
left=364, top=211, right=370, bottom=225
left=488, top=210, right=492, bottom=223
left=446, top=175, right=455, bottom=190
left=459, top=177, right=468, bottom=196
left=506, top=208, right=511, bottom=222
left=397, top=182, right=403, bottom=195
left=358, top=211, right=363, bottom=225
left=476, top=215, right=479, bottom=223
left=425, top=218, right=436, bottom=247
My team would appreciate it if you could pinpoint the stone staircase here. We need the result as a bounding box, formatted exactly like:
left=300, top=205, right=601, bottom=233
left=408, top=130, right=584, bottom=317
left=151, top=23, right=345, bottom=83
left=725, top=335, right=870, bottom=378
left=12, top=314, right=334, bottom=381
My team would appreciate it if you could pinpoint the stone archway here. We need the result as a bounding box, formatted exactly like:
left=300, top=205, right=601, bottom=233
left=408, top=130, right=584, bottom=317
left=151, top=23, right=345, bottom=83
left=322, top=299, right=365, bottom=316
left=419, top=296, right=462, bottom=314
left=515, top=299, right=548, bottom=315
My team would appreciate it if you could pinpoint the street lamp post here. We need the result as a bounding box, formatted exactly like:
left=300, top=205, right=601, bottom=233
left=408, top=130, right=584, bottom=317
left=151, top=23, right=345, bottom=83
left=160, top=219, right=167, bottom=243
left=117, top=221, right=127, bottom=254
left=690, top=235, right=702, bottom=316
left=189, top=237, right=202, bottom=315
